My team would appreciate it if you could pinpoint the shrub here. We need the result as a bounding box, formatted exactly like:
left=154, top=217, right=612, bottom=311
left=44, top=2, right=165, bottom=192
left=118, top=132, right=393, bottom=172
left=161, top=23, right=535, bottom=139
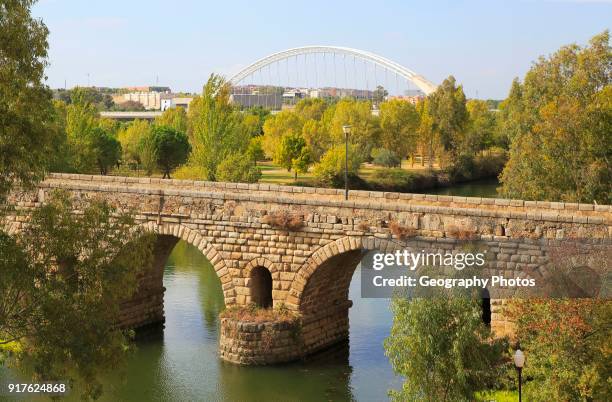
left=367, top=168, right=440, bottom=192
left=474, top=148, right=507, bottom=178
left=216, top=153, right=261, bottom=183
left=385, top=296, right=508, bottom=401
left=261, top=211, right=304, bottom=231
left=389, top=221, right=417, bottom=240
left=446, top=225, right=478, bottom=240
left=371, top=148, right=401, bottom=167
left=313, top=144, right=362, bottom=187
left=220, top=304, right=299, bottom=324
left=446, top=153, right=476, bottom=182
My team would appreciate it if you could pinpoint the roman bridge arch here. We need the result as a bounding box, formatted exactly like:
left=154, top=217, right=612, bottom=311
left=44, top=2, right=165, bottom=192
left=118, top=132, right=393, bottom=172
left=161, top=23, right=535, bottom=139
left=4, top=173, right=610, bottom=363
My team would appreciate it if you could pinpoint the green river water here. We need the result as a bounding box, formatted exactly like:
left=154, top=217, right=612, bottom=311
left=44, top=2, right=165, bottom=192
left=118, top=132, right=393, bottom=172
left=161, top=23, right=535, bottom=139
left=1, top=181, right=500, bottom=402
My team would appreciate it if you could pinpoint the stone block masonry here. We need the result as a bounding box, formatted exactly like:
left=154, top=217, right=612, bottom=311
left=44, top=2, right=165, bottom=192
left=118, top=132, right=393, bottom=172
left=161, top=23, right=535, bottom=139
left=4, top=173, right=611, bottom=364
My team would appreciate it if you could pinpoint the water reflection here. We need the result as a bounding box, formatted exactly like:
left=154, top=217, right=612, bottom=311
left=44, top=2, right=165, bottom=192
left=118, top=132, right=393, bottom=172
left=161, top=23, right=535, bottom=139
left=2, top=240, right=400, bottom=401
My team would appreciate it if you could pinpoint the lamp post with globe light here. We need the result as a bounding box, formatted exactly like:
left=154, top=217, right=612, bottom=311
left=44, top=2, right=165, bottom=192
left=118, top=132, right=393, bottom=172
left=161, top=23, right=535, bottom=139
left=514, top=348, right=525, bottom=402
left=342, top=125, right=351, bottom=200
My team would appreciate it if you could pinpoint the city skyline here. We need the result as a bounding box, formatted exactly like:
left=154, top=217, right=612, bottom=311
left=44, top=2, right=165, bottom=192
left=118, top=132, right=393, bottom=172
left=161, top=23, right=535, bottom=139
left=34, top=0, right=611, bottom=99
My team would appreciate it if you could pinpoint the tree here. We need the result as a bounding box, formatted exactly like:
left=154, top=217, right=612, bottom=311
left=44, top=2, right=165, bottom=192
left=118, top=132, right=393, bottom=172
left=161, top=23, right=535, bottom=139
left=0, top=191, right=154, bottom=399
left=245, top=136, right=265, bottom=165
left=499, top=31, right=612, bottom=203
left=118, top=119, right=150, bottom=168
left=302, top=118, right=331, bottom=161
left=262, top=110, right=303, bottom=159
left=150, top=125, right=191, bottom=179
left=90, top=127, right=121, bottom=175
left=215, top=153, right=262, bottom=183
left=373, top=85, right=388, bottom=104
left=416, top=98, right=438, bottom=168
left=114, top=100, right=145, bottom=111
left=65, top=97, right=98, bottom=172
left=276, top=131, right=308, bottom=178
left=155, top=106, right=188, bottom=133
left=427, top=76, right=469, bottom=165
left=0, top=0, right=55, bottom=200
left=385, top=295, right=507, bottom=401
left=465, top=99, right=496, bottom=154
left=379, top=99, right=420, bottom=161
left=294, top=98, right=328, bottom=121
left=188, top=74, right=246, bottom=181
left=313, top=144, right=362, bottom=187
left=371, top=148, right=401, bottom=168
left=508, top=299, right=611, bottom=401
left=328, top=98, right=380, bottom=161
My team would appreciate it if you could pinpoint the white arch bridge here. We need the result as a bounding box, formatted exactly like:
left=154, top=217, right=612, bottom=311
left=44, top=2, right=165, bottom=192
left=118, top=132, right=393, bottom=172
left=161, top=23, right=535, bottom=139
left=228, top=45, right=438, bottom=96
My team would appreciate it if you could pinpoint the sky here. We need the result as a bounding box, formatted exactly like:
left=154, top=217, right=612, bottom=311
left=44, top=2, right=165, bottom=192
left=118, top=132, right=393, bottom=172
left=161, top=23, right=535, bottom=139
left=33, top=0, right=611, bottom=99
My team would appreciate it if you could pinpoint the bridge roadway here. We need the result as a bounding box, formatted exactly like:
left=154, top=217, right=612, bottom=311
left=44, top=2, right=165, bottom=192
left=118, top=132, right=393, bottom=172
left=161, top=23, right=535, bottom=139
left=5, top=173, right=611, bottom=364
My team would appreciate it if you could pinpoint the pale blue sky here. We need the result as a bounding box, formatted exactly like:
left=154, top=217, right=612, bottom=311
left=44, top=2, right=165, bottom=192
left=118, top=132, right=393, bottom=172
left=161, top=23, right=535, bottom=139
left=34, top=0, right=610, bottom=99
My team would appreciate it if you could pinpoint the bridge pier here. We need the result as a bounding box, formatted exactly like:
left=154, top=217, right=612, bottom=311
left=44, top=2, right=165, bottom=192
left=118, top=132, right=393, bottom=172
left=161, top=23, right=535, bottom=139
left=118, top=235, right=178, bottom=329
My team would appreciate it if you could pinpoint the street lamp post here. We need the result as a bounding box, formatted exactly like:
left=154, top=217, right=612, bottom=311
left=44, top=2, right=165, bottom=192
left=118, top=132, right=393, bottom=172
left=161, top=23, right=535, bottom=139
left=342, top=125, right=351, bottom=200
left=514, top=348, right=525, bottom=402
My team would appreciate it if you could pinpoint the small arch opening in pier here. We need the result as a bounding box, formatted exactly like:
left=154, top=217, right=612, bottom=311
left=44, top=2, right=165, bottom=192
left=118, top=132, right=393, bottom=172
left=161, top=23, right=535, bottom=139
left=251, top=266, right=273, bottom=308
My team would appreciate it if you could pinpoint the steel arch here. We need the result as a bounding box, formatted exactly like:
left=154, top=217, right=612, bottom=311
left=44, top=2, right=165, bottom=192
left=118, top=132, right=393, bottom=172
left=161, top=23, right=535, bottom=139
left=228, top=45, right=437, bottom=95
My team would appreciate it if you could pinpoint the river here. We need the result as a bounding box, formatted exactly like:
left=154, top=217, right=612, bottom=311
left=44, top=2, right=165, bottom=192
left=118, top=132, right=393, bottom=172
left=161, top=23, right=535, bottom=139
left=1, top=180, right=500, bottom=401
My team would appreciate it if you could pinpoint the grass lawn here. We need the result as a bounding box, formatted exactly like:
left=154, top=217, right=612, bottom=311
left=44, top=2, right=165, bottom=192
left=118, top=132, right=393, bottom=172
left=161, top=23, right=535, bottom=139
left=475, top=390, right=519, bottom=402
left=259, top=160, right=441, bottom=186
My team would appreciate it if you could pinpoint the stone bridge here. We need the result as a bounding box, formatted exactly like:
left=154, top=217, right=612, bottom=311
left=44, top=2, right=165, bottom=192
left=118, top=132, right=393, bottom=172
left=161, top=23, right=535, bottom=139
left=4, top=173, right=611, bottom=364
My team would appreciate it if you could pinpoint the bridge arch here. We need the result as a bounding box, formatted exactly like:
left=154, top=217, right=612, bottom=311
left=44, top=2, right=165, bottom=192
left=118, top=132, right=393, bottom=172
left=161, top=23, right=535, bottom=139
left=228, top=45, right=438, bottom=95
left=243, top=257, right=281, bottom=307
left=287, top=235, right=401, bottom=311
left=136, top=221, right=236, bottom=304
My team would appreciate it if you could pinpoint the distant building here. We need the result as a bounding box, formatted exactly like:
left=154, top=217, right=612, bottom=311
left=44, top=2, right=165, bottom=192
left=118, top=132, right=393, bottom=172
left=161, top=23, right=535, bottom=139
left=387, top=94, right=425, bottom=105
left=161, top=94, right=194, bottom=111
left=117, top=91, right=163, bottom=110
left=230, top=93, right=283, bottom=110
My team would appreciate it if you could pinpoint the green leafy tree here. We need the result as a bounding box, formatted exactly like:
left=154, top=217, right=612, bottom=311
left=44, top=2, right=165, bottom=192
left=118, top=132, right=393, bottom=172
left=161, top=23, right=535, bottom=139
left=379, top=99, right=420, bottom=160
left=65, top=97, right=98, bottom=172
left=385, top=295, right=507, bottom=402
left=0, top=0, right=55, bottom=200
left=291, top=147, right=312, bottom=180
left=262, top=110, right=303, bottom=158
left=245, top=136, right=265, bottom=165
left=138, top=129, right=157, bottom=176
left=500, top=31, right=611, bottom=203
left=215, top=153, right=262, bottom=183
left=371, top=148, right=401, bottom=168
left=188, top=74, right=246, bottom=180
left=508, top=299, right=611, bottom=401
left=427, top=76, right=469, bottom=165
left=242, top=106, right=270, bottom=136
left=416, top=98, right=438, bottom=168
left=113, top=100, right=145, bottom=111
left=90, top=127, right=121, bottom=175
left=0, top=191, right=154, bottom=399
left=465, top=99, right=496, bottom=153
left=118, top=119, right=150, bottom=168
left=313, top=144, right=362, bottom=187
left=373, top=85, right=388, bottom=104
left=302, top=118, right=331, bottom=161
left=275, top=131, right=308, bottom=177
left=155, top=106, right=188, bottom=133
left=150, top=125, right=191, bottom=179
left=294, top=98, right=328, bottom=121
left=328, top=98, right=380, bottom=161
